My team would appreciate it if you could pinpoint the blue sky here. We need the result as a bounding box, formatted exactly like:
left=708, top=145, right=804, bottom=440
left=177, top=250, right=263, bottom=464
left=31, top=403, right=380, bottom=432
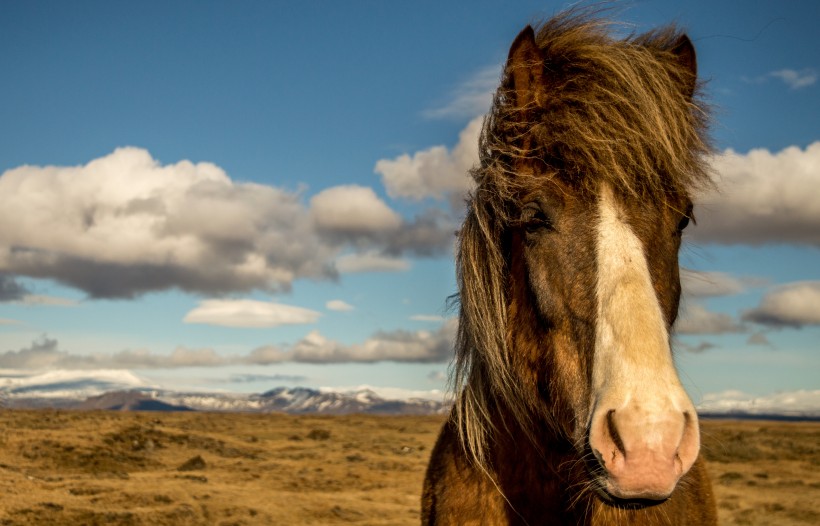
left=1, top=1, right=818, bottom=406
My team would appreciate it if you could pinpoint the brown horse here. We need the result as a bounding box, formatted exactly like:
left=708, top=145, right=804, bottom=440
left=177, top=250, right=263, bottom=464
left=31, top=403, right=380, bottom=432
left=423, top=11, right=717, bottom=526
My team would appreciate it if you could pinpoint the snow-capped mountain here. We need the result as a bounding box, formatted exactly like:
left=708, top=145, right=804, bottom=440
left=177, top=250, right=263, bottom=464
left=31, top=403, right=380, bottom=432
left=1, top=369, right=818, bottom=419
left=160, top=387, right=449, bottom=415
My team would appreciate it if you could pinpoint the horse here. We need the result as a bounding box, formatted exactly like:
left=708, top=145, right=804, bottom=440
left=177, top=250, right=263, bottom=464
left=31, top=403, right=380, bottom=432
left=423, top=11, right=717, bottom=525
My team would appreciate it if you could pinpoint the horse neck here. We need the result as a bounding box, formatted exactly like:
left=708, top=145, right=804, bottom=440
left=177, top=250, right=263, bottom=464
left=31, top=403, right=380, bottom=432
left=484, top=397, right=595, bottom=522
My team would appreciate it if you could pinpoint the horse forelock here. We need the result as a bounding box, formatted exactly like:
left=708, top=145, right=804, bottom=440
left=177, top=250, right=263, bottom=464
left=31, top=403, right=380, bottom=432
left=452, top=9, right=714, bottom=472
left=478, top=11, right=713, bottom=205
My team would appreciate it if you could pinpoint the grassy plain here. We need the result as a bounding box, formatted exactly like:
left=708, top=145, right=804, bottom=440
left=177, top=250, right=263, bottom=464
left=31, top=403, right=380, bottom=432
left=0, top=410, right=817, bottom=525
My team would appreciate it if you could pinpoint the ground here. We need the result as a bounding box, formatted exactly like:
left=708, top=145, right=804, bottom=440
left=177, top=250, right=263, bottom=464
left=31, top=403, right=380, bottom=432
left=0, top=411, right=817, bottom=525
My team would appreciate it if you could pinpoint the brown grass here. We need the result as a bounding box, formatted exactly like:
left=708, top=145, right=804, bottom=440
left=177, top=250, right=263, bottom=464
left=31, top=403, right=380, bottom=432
left=0, top=411, right=817, bottom=525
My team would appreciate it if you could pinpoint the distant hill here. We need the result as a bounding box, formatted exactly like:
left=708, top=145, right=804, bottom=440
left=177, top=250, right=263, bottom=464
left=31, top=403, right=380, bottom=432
left=72, top=390, right=194, bottom=412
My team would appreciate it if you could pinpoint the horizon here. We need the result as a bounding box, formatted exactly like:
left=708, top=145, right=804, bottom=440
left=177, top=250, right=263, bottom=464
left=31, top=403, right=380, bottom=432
left=1, top=1, right=818, bottom=410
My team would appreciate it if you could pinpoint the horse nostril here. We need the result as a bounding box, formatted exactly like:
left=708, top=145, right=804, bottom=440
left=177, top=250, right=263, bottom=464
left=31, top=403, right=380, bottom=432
left=605, top=409, right=626, bottom=459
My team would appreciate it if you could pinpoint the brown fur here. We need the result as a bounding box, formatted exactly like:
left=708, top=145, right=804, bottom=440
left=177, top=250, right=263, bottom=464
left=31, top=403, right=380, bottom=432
left=424, top=9, right=716, bottom=525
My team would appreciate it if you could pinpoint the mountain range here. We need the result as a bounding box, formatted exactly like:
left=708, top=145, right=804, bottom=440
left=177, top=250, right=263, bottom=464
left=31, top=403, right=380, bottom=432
left=1, top=370, right=818, bottom=419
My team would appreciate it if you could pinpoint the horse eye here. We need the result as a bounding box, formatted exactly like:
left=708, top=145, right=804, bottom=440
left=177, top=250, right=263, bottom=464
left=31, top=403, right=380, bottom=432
left=521, top=204, right=553, bottom=232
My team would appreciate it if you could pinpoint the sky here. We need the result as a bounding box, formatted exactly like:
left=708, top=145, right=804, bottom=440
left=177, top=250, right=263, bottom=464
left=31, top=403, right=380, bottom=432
left=0, top=1, right=818, bottom=407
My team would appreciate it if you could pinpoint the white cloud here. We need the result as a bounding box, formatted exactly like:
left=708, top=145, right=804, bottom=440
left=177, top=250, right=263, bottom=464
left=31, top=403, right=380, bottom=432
left=742, top=281, right=820, bottom=328
left=769, top=68, right=817, bottom=89
left=422, top=65, right=499, bottom=120
left=676, top=302, right=744, bottom=335
left=0, top=318, right=21, bottom=325
left=0, top=147, right=335, bottom=297
left=183, top=299, right=321, bottom=328
left=0, top=148, right=461, bottom=298
left=335, top=251, right=410, bottom=274
left=696, top=389, right=820, bottom=416
left=374, top=116, right=481, bottom=204
left=695, top=142, right=820, bottom=246
left=326, top=299, right=354, bottom=312
left=310, top=185, right=402, bottom=235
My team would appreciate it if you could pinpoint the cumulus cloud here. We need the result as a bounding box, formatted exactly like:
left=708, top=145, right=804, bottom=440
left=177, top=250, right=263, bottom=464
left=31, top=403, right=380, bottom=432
left=676, top=303, right=744, bottom=335
left=0, top=148, right=460, bottom=298
left=695, top=142, right=820, bottom=246
left=247, top=318, right=457, bottom=364
left=325, top=300, right=354, bottom=312
left=374, top=116, right=481, bottom=206
left=183, top=299, right=321, bottom=328
left=0, top=148, right=335, bottom=298
left=742, top=281, right=820, bottom=328
left=769, top=68, right=817, bottom=89
left=310, top=185, right=402, bottom=238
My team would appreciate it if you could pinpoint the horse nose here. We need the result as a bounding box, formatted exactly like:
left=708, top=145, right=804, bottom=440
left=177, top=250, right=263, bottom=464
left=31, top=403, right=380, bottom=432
left=588, top=404, right=700, bottom=501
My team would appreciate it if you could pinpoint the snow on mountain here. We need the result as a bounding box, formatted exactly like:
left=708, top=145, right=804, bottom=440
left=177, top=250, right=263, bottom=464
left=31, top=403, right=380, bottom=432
left=1, top=369, right=817, bottom=418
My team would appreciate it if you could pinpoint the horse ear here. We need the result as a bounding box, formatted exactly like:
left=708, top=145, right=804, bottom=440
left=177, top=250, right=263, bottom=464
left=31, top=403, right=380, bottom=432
left=670, top=34, right=697, bottom=98
left=506, top=25, right=544, bottom=109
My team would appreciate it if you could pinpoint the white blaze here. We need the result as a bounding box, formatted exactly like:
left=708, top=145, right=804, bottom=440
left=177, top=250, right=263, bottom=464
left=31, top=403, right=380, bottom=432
left=592, top=184, right=690, bottom=421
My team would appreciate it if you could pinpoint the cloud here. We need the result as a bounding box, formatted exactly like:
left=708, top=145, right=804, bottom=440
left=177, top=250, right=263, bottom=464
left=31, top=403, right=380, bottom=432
left=676, top=303, right=744, bottom=335
left=310, top=185, right=402, bottom=238
left=742, top=281, right=820, bottom=328
left=18, top=294, right=78, bottom=307
left=769, top=68, right=817, bottom=89
left=0, top=148, right=463, bottom=298
left=247, top=318, right=458, bottom=364
left=696, top=389, right=820, bottom=417
left=0, top=147, right=337, bottom=298
left=0, top=336, right=229, bottom=369
left=183, top=299, right=321, bottom=328
left=335, top=251, right=410, bottom=274
left=0, top=318, right=21, bottom=325
left=695, top=142, right=820, bottom=246
left=680, top=269, right=747, bottom=298
left=0, top=335, right=65, bottom=368
left=0, top=274, right=29, bottom=302
left=422, top=65, right=499, bottom=120
left=1, top=323, right=457, bottom=370
left=325, top=299, right=354, bottom=312
left=374, top=116, right=481, bottom=206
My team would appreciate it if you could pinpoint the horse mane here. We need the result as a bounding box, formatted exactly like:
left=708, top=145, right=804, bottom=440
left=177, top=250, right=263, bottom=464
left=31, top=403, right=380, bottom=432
left=452, top=10, right=713, bottom=468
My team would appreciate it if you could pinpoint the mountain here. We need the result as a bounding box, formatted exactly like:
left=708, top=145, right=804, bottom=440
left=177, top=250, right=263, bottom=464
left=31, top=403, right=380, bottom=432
left=72, top=390, right=194, bottom=412
left=159, top=387, right=449, bottom=415
left=2, top=370, right=818, bottom=419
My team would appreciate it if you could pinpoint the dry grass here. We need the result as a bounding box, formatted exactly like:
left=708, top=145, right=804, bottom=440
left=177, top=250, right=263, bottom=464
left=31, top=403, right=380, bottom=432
left=0, top=411, right=817, bottom=525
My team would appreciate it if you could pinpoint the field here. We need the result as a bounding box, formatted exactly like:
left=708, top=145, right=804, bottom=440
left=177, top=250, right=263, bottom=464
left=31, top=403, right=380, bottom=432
left=0, top=411, right=817, bottom=525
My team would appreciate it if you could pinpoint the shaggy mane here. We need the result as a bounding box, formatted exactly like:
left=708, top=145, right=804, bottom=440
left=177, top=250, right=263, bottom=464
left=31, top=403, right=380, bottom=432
left=452, top=11, right=713, bottom=468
